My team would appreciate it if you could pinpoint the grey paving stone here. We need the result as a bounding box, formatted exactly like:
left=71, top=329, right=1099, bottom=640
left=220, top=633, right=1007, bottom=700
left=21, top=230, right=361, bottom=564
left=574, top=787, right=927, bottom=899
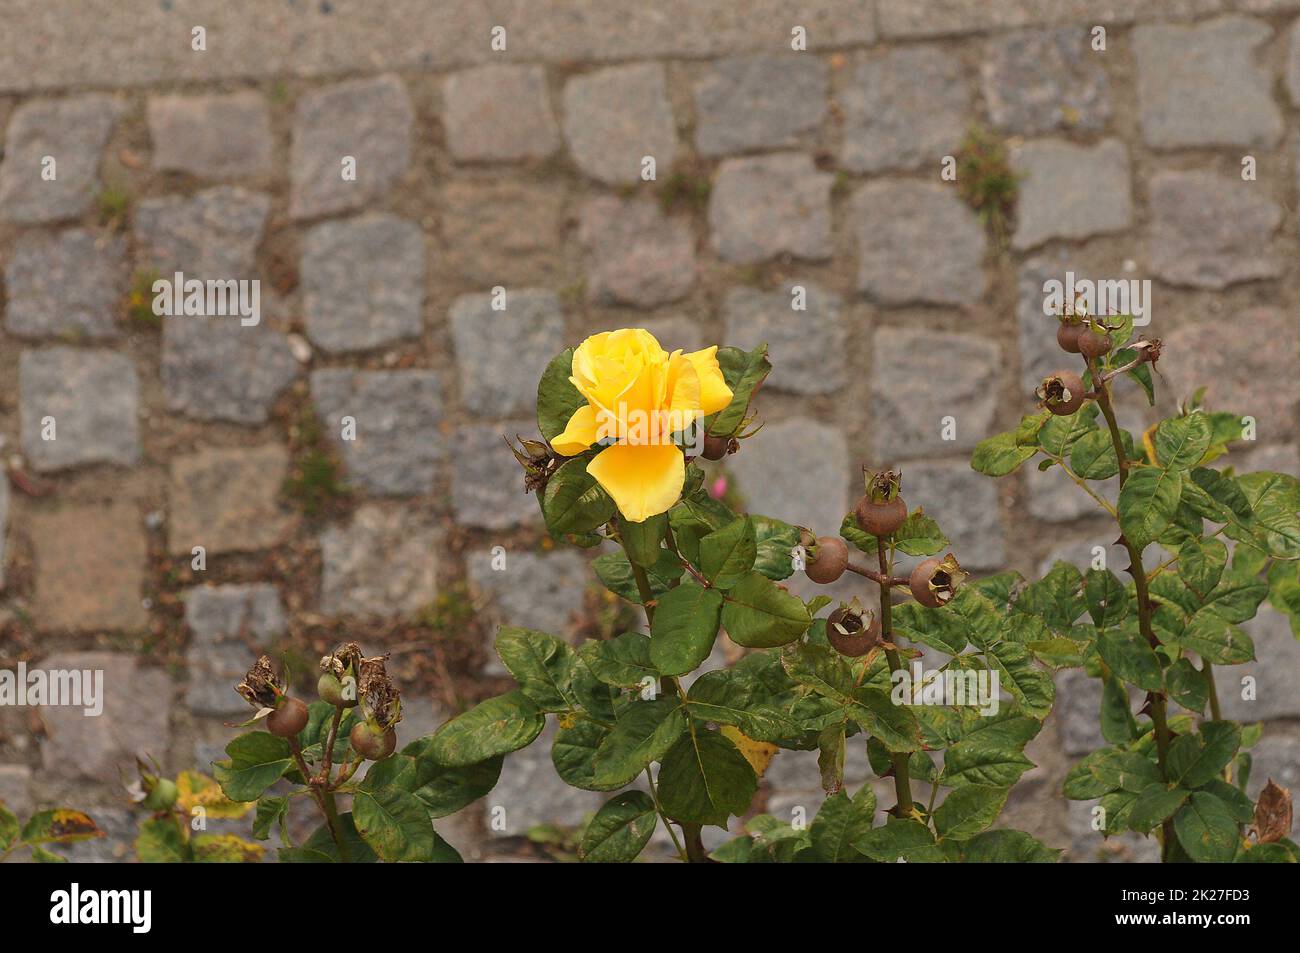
left=38, top=651, right=172, bottom=784
left=29, top=503, right=147, bottom=632
left=1134, top=16, right=1281, bottom=149
left=852, top=181, right=986, bottom=306
left=1245, top=735, right=1300, bottom=801
left=441, top=181, right=565, bottom=285
left=467, top=548, right=587, bottom=674
left=1162, top=309, right=1297, bottom=442
left=301, top=214, right=425, bottom=354
left=161, top=317, right=299, bottom=425
left=722, top=284, right=845, bottom=396
left=1011, top=139, right=1132, bottom=251
left=486, top=721, right=604, bottom=835
left=148, top=91, right=273, bottom=179
left=19, top=348, right=139, bottom=472
left=894, top=459, right=1005, bottom=571
left=0, top=764, right=31, bottom=817
left=868, top=326, right=1001, bottom=459
left=1053, top=668, right=1105, bottom=756
left=319, top=504, right=438, bottom=617
left=450, top=290, right=565, bottom=417
left=167, top=445, right=298, bottom=555
left=1146, top=171, right=1281, bottom=290
left=450, top=422, right=543, bottom=530
left=1065, top=798, right=1160, bottom=863
left=185, top=584, right=286, bottom=717
left=0, top=95, right=120, bottom=223
left=135, top=186, right=270, bottom=279
left=840, top=46, right=969, bottom=173
left=1026, top=461, right=1116, bottom=523
left=579, top=196, right=696, bottom=307
left=640, top=316, right=703, bottom=353
left=1288, top=21, right=1300, bottom=105
left=709, top=153, right=832, bottom=264
left=310, top=368, right=443, bottom=496
left=563, top=62, right=678, bottom=184
left=289, top=74, right=413, bottom=218
left=1230, top=443, right=1299, bottom=477
left=443, top=65, right=559, bottom=162
left=725, top=418, right=849, bottom=537
left=4, top=229, right=126, bottom=340
left=1218, top=609, right=1300, bottom=722
left=877, top=0, right=1223, bottom=38
left=982, top=27, right=1110, bottom=135
left=694, top=54, right=827, bottom=157
left=0, top=2, right=876, bottom=92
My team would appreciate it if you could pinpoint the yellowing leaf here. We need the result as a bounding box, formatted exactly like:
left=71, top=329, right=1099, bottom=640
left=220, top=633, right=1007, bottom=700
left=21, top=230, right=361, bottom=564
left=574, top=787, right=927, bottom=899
left=190, top=833, right=265, bottom=863
left=721, top=726, right=778, bottom=778
left=176, top=771, right=253, bottom=820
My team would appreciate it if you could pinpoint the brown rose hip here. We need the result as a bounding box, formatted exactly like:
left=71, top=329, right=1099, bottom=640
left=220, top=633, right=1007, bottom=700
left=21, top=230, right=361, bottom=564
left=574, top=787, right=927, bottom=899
left=805, top=536, right=849, bottom=584
left=1037, top=371, right=1086, bottom=416
left=908, top=554, right=965, bottom=608
left=826, top=601, right=883, bottom=657
left=267, top=696, right=309, bottom=737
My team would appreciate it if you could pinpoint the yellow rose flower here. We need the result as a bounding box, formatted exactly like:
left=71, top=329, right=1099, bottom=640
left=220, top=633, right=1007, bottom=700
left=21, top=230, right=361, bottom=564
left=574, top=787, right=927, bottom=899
left=551, top=329, right=733, bottom=522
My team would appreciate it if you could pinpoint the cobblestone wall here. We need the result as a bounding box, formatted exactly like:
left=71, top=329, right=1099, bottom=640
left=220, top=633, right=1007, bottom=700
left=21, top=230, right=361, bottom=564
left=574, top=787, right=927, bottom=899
left=0, top=1, right=1297, bottom=862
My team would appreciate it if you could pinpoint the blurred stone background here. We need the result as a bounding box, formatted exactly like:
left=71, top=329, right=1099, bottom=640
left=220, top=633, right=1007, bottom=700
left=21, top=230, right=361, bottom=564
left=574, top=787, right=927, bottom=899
left=0, top=0, right=1297, bottom=862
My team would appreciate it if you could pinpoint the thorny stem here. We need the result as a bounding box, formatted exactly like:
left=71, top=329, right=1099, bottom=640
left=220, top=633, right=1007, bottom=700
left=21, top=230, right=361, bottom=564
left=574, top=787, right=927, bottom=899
left=845, top=560, right=911, bottom=587
left=877, top=538, right=914, bottom=817
left=291, top=737, right=351, bottom=861
left=1087, top=356, right=1173, bottom=861
left=318, top=705, right=344, bottom=785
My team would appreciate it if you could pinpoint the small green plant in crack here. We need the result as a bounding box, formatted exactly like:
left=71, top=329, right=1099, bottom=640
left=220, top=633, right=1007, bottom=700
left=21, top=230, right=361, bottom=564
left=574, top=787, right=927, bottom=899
left=956, top=125, right=1018, bottom=247
left=126, top=269, right=162, bottom=327
left=97, top=182, right=131, bottom=230
left=657, top=167, right=711, bottom=214
left=416, top=581, right=477, bottom=640
left=282, top=402, right=350, bottom=518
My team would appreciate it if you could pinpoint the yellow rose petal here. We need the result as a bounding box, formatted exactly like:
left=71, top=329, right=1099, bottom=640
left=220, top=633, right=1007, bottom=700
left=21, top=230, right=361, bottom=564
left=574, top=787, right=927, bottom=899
left=551, top=404, right=601, bottom=456
left=685, top=346, right=733, bottom=415
left=587, top=442, right=685, bottom=523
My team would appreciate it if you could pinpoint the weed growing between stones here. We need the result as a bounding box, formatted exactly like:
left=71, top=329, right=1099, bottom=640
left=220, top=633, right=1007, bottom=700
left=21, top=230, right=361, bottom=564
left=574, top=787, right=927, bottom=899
left=956, top=124, right=1018, bottom=248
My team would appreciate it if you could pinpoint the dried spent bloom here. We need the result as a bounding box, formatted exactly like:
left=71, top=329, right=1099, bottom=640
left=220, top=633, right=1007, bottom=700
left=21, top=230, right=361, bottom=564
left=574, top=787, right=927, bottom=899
left=358, top=653, right=402, bottom=729
left=506, top=434, right=561, bottom=495
left=319, top=641, right=364, bottom=678
left=235, top=655, right=283, bottom=710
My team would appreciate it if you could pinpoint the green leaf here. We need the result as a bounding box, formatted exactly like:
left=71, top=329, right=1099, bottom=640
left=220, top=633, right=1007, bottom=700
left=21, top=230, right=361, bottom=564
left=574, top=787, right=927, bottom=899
left=580, top=632, right=658, bottom=689
left=1117, top=466, right=1183, bottom=550
left=494, top=627, right=578, bottom=712
left=1154, top=414, right=1213, bottom=470
left=1173, top=792, right=1240, bottom=863
left=960, top=829, right=1061, bottom=863
left=685, top=669, right=802, bottom=743
left=1190, top=467, right=1253, bottom=522
left=619, top=514, right=667, bottom=568
left=649, top=583, right=723, bottom=676
left=1179, top=537, right=1227, bottom=598
left=699, top=516, right=757, bottom=587
left=1069, top=429, right=1122, bottom=480
left=542, top=457, right=616, bottom=536
left=1166, top=722, right=1240, bottom=789
left=211, top=732, right=293, bottom=802
left=1127, top=784, right=1189, bottom=833
left=252, top=795, right=290, bottom=841
left=1084, top=568, right=1130, bottom=628
left=1064, top=749, right=1162, bottom=799
left=592, top=550, right=681, bottom=604
left=988, top=642, right=1055, bottom=719
left=296, top=812, right=377, bottom=863
left=134, top=817, right=187, bottom=863
left=854, top=817, right=944, bottom=863
left=1166, top=658, right=1208, bottom=714
left=709, top=344, right=770, bottom=437
left=592, top=698, right=688, bottom=787
left=809, top=788, right=876, bottom=863
left=579, top=791, right=658, bottom=863
left=892, top=510, right=950, bottom=557
left=353, top=788, right=438, bottom=863
left=1178, top=611, right=1255, bottom=665
left=427, top=691, right=546, bottom=767
left=750, top=515, right=801, bottom=580
left=1097, top=626, right=1164, bottom=692
left=0, top=801, right=18, bottom=851
left=942, top=713, right=1039, bottom=787
left=1013, top=561, right=1086, bottom=632
left=971, top=431, right=1036, bottom=476
left=1231, top=471, right=1300, bottom=559
left=551, top=720, right=620, bottom=792
left=1126, top=362, right=1155, bottom=405
left=658, top=729, right=758, bottom=826
left=402, top=739, right=503, bottom=817
left=722, top=571, right=812, bottom=647
left=933, top=785, right=1009, bottom=840
left=891, top=602, right=969, bottom=654
left=1100, top=673, right=1138, bottom=744
left=1039, top=404, right=1099, bottom=458
left=781, top=644, right=921, bottom=751
left=536, top=347, right=585, bottom=442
